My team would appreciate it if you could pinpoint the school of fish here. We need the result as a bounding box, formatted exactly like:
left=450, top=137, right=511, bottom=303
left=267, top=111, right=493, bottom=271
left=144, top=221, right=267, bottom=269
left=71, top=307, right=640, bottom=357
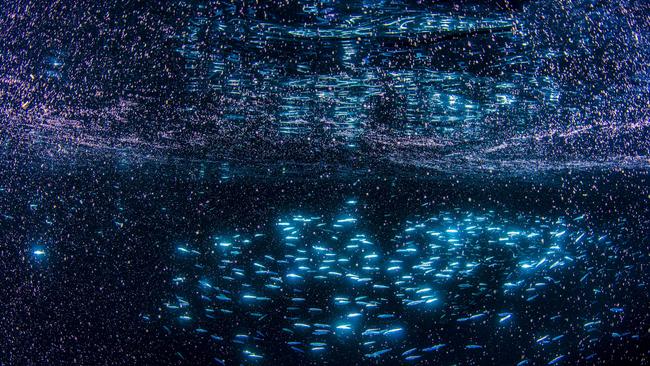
left=146, top=200, right=645, bottom=364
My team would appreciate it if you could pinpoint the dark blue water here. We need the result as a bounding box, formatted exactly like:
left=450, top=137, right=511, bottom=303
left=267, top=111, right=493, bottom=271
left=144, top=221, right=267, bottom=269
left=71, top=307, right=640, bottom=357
left=1, top=161, right=648, bottom=364
left=1, top=0, right=649, bottom=365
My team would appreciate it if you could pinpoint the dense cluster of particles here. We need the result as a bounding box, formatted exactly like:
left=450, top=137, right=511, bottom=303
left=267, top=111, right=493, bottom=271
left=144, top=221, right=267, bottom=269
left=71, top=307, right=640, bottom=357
left=1, top=0, right=648, bottom=365
left=1, top=1, right=648, bottom=168
left=149, top=200, right=646, bottom=364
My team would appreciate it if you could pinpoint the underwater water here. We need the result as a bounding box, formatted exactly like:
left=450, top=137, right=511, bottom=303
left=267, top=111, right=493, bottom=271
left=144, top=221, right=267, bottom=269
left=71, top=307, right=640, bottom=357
left=1, top=0, right=649, bottom=365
